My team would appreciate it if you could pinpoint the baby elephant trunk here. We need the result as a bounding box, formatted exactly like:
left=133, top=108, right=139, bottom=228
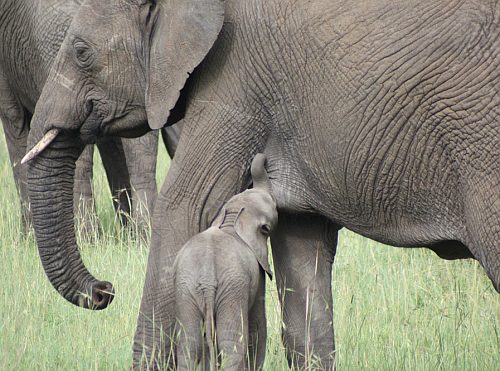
left=251, top=154, right=271, bottom=193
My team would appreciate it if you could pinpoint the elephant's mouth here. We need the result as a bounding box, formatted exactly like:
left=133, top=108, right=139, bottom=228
left=99, top=106, right=150, bottom=138
left=79, top=112, right=103, bottom=144
left=24, top=103, right=149, bottom=164
left=55, top=102, right=148, bottom=141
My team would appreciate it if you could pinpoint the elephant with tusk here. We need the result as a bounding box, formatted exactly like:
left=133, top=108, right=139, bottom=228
left=17, top=0, right=201, bottom=311
left=0, top=0, right=183, bottom=237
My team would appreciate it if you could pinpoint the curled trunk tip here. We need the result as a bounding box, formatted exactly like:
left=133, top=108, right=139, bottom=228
left=75, top=281, right=115, bottom=310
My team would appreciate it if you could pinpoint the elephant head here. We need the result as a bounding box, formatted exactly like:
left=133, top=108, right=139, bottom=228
left=25, top=0, right=224, bottom=310
left=212, top=154, right=278, bottom=278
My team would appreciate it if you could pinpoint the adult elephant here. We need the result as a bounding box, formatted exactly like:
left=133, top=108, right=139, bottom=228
left=22, top=0, right=205, bottom=310
left=0, top=0, right=164, bottom=233
left=24, top=0, right=498, bottom=369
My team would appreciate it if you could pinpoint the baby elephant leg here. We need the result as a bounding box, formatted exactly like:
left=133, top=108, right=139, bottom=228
left=216, top=294, right=250, bottom=371
left=248, top=274, right=267, bottom=370
left=176, top=300, right=203, bottom=370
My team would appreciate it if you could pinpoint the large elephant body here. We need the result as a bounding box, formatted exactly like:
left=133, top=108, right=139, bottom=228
left=23, top=0, right=498, bottom=369
left=134, top=0, right=499, bottom=368
left=0, top=0, right=159, bottom=231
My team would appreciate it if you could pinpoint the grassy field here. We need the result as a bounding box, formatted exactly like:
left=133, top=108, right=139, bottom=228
left=0, top=126, right=498, bottom=370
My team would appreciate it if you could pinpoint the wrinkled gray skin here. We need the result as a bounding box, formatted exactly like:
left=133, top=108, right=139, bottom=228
left=0, top=0, right=162, bottom=234
left=174, top=154, right=276, bottom=371
left=24, top=0, right=498, bottom=369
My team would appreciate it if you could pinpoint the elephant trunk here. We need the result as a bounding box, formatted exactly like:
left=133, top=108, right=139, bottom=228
left=251, top=153, right=271, bottom=193
left=27, top=133, right=114, bottom=309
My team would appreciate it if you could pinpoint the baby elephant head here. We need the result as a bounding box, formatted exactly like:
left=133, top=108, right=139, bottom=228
left=213, top=154, right=278, bottom=278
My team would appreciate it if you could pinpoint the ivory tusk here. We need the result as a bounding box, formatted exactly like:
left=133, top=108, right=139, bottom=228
left=21, top=128, right=60, bottom=164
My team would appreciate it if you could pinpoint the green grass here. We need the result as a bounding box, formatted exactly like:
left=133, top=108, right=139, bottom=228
left=0, top=126, right=498, bottom=370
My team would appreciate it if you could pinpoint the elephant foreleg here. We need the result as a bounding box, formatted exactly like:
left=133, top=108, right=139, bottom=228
left=121, top=131, right=158, bottom=236
left=271, top=212, right=339, bottom=370
left=96, top=137, right=132, bottom=225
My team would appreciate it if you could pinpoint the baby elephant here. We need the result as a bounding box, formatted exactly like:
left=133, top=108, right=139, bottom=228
left=174, top=154, right=278, bottom=371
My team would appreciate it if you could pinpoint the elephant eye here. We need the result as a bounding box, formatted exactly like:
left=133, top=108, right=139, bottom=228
left=260, top=224, right=271, bottom=236
left=73, top=40, right=95, bottom=68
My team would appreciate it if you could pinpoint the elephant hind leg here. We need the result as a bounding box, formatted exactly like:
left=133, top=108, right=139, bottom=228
left=175, top=305, right=204, bottom=371
left=248, top=276, right=267, bottom=370
left=464, top=175, right=500, bottom=292
left=271, top=212, right=339, bottom=370
left=216, top=296, right=250, bottom=371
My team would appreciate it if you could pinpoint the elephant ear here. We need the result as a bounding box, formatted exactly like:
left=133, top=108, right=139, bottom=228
left=234, top=208, right=273, bottom=280
left=146, top=0, right=225, bottom=129
left=211, top=207, right=226, bottom=227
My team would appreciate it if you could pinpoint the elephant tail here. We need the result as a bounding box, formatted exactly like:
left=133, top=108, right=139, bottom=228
left=204, top=290, right=216, bottom=371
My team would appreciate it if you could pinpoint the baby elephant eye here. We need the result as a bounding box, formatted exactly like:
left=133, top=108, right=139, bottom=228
left=260, top=224, right=271, bottom=236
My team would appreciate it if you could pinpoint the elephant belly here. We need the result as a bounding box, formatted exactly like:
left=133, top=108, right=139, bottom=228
left=267, top=127, right=466, bottom=249
left=258, top=0, right=496, bottom=249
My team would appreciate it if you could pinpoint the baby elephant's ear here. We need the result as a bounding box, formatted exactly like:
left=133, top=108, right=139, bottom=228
left=234, top=210, right=273, bottom=280
left=211, top=207, right=226, bottom=227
